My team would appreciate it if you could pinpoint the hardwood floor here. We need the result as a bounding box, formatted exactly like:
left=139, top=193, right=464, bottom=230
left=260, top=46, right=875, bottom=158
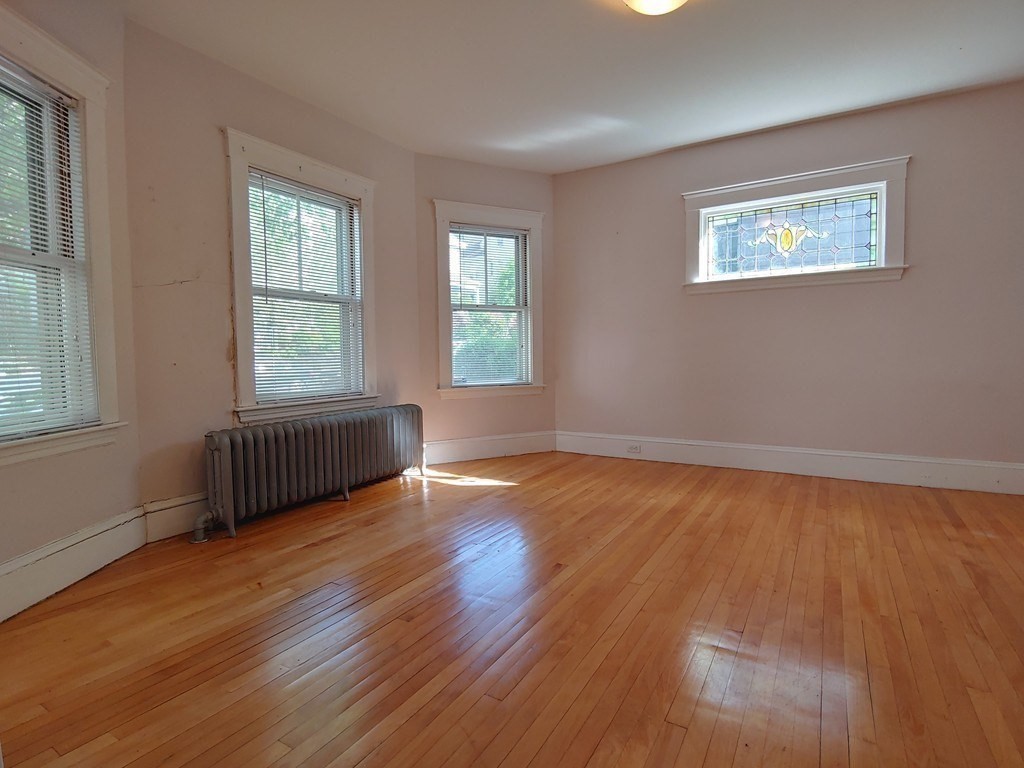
left=2, top=452, right=1024, bottom=767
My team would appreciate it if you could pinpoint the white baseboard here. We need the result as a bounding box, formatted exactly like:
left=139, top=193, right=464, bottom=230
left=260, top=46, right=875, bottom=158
left=0, top=508, right=146, bottom=622
left=3, top=429, right=1015, bottom=625
left=426, top=431, right=555, bottom=465
left=143, top=492, right=207, bottom=542
left=556, top=431, right=1024, bottom=495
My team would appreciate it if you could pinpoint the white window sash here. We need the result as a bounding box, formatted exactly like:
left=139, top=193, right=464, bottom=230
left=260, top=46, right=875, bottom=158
left=226, top=129, right=377, bottom=421
left=435, top=200, right=544, bottom=394
left=0, top=49, right=100, bottom=442
left=0, top=4, right=117, bottom=462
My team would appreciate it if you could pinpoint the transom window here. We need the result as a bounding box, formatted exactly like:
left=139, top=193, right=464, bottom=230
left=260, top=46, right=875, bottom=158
left=704, top=188, right=880, bottom=279
left=684, top=157, right=908, bottom=293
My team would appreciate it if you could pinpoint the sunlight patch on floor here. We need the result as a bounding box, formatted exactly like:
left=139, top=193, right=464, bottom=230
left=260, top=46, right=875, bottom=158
left=408, top=468, right=518, bottom=487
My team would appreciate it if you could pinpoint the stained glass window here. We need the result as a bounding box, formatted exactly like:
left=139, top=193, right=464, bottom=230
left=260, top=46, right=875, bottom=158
left=705, top=191, right=878, bottom=278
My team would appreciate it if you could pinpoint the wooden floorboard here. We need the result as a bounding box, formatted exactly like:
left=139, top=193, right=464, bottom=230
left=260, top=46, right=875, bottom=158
left=1, top=452, right=1024, bottom=767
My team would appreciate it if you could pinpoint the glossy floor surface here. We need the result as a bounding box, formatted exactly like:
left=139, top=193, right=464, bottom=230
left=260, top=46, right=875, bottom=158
left=2, top=453, right=1024, bottom=767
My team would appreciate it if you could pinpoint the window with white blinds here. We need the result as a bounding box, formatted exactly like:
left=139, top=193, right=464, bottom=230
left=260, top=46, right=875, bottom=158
left=449, top=225, right=531, bottom=386
left=0, top=56, right=98, bottom=441
left=247, top=170, right=364, bottom=402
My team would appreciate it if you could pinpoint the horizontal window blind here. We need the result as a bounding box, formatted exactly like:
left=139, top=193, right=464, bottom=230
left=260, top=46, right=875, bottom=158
left=449, top=225, right=530, bottom=386
left=248, top=170, right=364, bottom=402
left=0, top=57, right=97, bottom=441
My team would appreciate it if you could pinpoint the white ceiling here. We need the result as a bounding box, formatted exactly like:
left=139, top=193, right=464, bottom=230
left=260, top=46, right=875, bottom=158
left=119, top=0, right=1024, bottom=174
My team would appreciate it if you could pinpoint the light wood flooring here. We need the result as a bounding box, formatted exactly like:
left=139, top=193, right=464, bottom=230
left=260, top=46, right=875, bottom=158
left=2, top=452, right=1024, bottom=767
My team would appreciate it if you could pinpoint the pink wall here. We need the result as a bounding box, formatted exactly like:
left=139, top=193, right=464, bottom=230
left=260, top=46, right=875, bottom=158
left=0, top=0, right=140, bottom=563
left=123, top=24, right=556, bottom=504
left=125, top=23, right=416, bottom=502
left=1, top=0, right=1021, bottom=575
left=414, top=154, right=556, bottom=441
left=554, top=82, right=1024, bottom=463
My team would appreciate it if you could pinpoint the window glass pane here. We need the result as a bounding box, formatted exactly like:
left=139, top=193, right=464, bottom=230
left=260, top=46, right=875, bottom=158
left=451, top=231, right=485, bottom=306
left=452, top=308, right=529, bottom=386
left=484, top=234, right=518, bottom=306
left=253, top=295, right=362, bottom=400
left=706, top=191, right=878, bottom=278
left=247, top=170, right=364, bottom=402
left=299, top=198, right=339, bottom=294
left=252, top=183, right=299, bottom=291
left=450, top=229, right=525, bottom=308
left=0, top=86, right=32, bottom=252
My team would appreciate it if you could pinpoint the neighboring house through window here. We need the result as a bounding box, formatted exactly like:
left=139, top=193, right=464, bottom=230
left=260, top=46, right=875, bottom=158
left=435, top=200, right=544, bottom=398
left=683, top=157, right=909, bottom=293
left=226, top=130, right=377, bottom=424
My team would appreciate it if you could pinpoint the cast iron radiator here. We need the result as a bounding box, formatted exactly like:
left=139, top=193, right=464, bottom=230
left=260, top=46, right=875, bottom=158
left=200, top=404, right=423, bottom=539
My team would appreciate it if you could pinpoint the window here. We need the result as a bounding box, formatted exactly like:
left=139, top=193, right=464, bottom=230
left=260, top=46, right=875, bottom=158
left=227, top=130, right=376, bottom=424
left=684, top=157, right=908, bottom=293
left=0, top=37, right=114, bottom=448
left=435, top=201, right=544, bottom=397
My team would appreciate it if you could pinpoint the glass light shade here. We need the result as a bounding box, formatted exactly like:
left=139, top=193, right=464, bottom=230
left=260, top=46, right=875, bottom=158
left=623, top=0, right=689, bottom=14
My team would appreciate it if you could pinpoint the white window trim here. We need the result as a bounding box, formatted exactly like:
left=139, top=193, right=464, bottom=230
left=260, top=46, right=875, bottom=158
left=0, top=4, right=120, bottom=464
left=683, top=156, right=909, bottom=294
left=0, top=422, right=127, bottom=468
left=226, top=129, right=378, bottom=423
left=435, top=200, right=544, bottom=398
left=438, top=384, right=545, bottom=400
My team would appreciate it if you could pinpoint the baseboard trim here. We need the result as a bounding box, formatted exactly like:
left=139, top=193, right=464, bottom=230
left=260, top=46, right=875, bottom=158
left=143, top=492, right=208, bottom=542
left=556, top=431, right=1024, bottom=495
left=3, top=429, right=1015, bottom=623
left=0, top=508, right=146, bottom=622
left=426, top=431, right=556, bottom=465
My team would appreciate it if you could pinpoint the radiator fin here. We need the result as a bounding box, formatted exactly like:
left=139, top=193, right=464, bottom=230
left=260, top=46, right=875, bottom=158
left=205, top=404, right=423, bottom=536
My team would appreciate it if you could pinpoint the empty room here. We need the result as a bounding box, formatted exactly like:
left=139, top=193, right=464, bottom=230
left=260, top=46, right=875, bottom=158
left=1, top=0, right=1023, bottom=766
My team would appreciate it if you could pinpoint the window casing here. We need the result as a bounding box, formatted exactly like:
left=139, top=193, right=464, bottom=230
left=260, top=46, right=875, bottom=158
left=435, top=200, right=544, bottom=397
left=0, top=44, right=114, bottom=449
left=684, top=157, right=908, bottom=293
left=227, top=130, right=376, bottom=424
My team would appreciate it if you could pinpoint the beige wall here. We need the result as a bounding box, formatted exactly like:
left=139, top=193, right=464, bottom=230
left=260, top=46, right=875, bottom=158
left=554, top=81, right=1024, bottom=463
left=414, top=154, right=556, bottom=441
left=123, top=24, right=556, bottom=504
left=2, top=0, right=1021, bottom=576
left=124, top=22, right=420, bottom=503
left=0, top=0, right=140, bottom=563
left=0, top=4, right=555, bottom=568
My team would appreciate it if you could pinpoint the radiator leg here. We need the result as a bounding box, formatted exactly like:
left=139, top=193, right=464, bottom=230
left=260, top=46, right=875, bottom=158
left=191, top=510, right=215, bottom=544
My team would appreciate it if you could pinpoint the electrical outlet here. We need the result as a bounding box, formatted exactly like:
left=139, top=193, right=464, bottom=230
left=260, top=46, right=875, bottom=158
left=626, top=444, right=642, bottom=454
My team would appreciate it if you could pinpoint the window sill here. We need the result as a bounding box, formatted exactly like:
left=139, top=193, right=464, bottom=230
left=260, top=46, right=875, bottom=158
left=684, top=265, right=907, bottom=294
left=438, top=384, right=545, bottom=400
left=0, top=421, right=128, bottom=468
left=235, top=394, right=380, bottom=425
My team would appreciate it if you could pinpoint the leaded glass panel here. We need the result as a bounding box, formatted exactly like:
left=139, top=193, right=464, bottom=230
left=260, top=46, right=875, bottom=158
left=705, top=191, right=878, bottom=278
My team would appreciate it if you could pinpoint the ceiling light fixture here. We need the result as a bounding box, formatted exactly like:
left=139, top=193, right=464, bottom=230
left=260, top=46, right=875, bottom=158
left=622, top=0, right=689, bottom=15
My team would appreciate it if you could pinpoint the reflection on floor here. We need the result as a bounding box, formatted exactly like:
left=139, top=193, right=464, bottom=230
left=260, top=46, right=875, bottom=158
left=1, top=451, right=1023, bottom=767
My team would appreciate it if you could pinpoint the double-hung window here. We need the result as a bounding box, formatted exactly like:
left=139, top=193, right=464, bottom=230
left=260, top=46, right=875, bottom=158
left=247, top=171, right=363, bottom=401
left=0, top=56, right=97, bottom=441
left=435, top=200, right=544, bottom=396
left=683, top=157, right=909, bottom=293
left=227, top=130, right=376, bottom=423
